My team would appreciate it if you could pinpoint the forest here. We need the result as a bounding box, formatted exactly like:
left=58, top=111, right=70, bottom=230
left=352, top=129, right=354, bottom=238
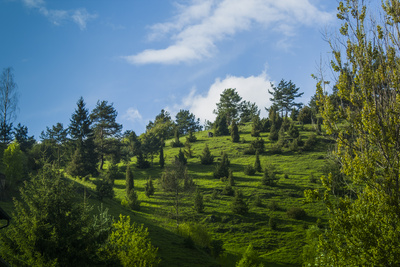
left=1, top=0, right=400, bottom=266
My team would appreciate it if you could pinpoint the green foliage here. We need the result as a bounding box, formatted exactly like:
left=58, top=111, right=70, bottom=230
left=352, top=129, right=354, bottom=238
left=200, top=144, right=214, bottom=165
left=179, top=222, right=211, bottom=248
left=175, top=148, right=187, bottom=165
left=243, top=164, right=256, bottom=176
left=302, top=225, right=322, bottom=266
left=210, top=239, right=224, bottom=258
left=127, top=189, right=140, bottom=211
left=90, top=100, right=122, bottom=170
left=269, top=123, right=279, bottom=141
left=125, top=164, right=134, bottom=196
left=175, top=109, right=202, bottom=135
left=261, top=167, right=278, bottom=186
left=228, top=169, right=235, bottom=186
left=100, top=215, right=160, bottom=267
left=288, top=122, right=299, bottom=139
left=186, top=130, right=197, bottom=142
left=14, top=123, right=35, bottom=152
left=303, top=133, right=317, bottom=151
left=260, top=118, right=270, bottom=132
left=231, top=190, right=248, bottom=215
left=214, top=88, right=242, bottom=125
left=184, top=139, right=194, bottom=158
left=0, top=167, right=107, bottom=266
left=213, top=152, right=230, bottom=179
left=298, top=106, right=312, bottom=124
left=194, top=188, right=205, bottom=213
left=236, top=244, right=264, bottom=267
left=240, top=101, right=259, bottom=123
left=96, top=178, right=114, bottom=200
left=222, top=185, right=234, bottom=196
left=3, top=142, right=26, bottom=189
left=250, top=137, right=265, bottom=154
left=254, top=151, right=262, bottom=172
left=136, top=152, right=150, bottom=169
left=144, top=176, right=155, bottom=198
left=214, top=114, right=229, bottom=136
left=269, top=217, right=277, bottom=230
left=286, top=207, right=306, bottom=220
left=159, top=146, right=165, bottom=168
left=230, top=120, right=240, bottom=142
left=171, top=128, right=183, bottom=147
left=251, top=116, right=261, bottom=137
left=269, top=79, right=304, bottom=117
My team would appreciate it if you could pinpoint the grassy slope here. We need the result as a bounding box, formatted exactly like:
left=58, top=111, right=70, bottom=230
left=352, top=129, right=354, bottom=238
left=0, top=122, right=332, bottom=267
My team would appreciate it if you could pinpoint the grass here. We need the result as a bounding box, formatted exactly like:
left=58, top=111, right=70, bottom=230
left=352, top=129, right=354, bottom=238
left=0, top=122, right=332, bottom=267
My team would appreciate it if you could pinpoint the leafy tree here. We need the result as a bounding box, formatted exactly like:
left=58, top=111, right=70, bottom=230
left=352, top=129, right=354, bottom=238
left=231, top=190, right=248, bottom=215
left=13, top=123, right=35, bottom=152
left=200, top=144, right=214, bottom=165
left=194, top=187, right=205, bottom=213
left=269, top=79, right=303, bottom=117
left=100, top=215, right=160, bottom=266
left=175, top=109, right=202, bottom=135
left=145, top=176, right=155, bottom=198
left=214, top=88, right=242, bottom=125
left=125, top=164, right=134, bottom=196
left=0, top=166, right=106, bottom=266
left=3, top=142, right=26, bottom=190
left=213, top=152, right=230, bottom=179
left=305, top=1, right=400, bottom=265
left=90, top=100, right=122, bottom=170
left=230, top=120, right=240, bottom=142
left=214, top=114, right=229, bottom=136
left=0, top=67, right=18, bottom=145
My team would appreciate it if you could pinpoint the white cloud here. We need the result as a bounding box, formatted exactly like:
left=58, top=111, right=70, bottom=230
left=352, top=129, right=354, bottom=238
left=169, top=72, right=273, bottom=123
left=125, top=0, right=334, bottom=65
left=21, top=0, right=96, bottom=30
left=123, top=107, right=143, bottom=123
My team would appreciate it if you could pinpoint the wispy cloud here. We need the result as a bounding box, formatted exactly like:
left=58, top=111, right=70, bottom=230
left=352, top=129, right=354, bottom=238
left=124, top=0, right=334, bottom=65
left=21, top=0, right=97, bottom=30
left=123, top=107, right=143, bottom=123
left=166, top=71, right=273, bottom=122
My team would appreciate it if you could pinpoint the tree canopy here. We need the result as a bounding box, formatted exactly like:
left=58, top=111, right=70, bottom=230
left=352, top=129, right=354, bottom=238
left=268, top=79, right=303, bottom=117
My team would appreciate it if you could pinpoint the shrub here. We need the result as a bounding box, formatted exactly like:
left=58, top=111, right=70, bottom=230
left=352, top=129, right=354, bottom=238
left=250, top=137, right=265, bottom=154
left=303, top=133, right=317, bottom=151
left=288, top=122, right=300, bottom=138
left=230, top=120, right=240, bottom=142
left=144, top=176, right=155, bottom=197
left=175, top=149, right=187, bottom=165
left=179, top=223, right=211, bottom=248
left=222, top=185, right=234, bottom=196
left=287, top=207, right=307, bottom=220
left=261, top=167, right=278, bottom=186
left=252, top=194, right=262, bottom=207
left=309, top=173, right=317, bottom=184
left=268, top=200, right=280, bottom=211
left=254, top=151, right=262, bottom=172
left=210, top=239, right=224, bottom=258
left=96, top=178, right=114, bottom=200
left=243, top=146, right=256, bottom=155
left=194, top=188, right=205, bottom=213
left=269, top=123, right=279, bottom=141
left=127, top=189, right=140, bottom=211
left=186, top=131, right=197, bottom=142
left=244, top=164, right=256, bottom=176
left=228, top=169, right=235, bottom=186
left=260, top=118, right=270, bottom=132
left=269, top=217, right=277, bottom=230
left=213, top=152, right=230, bottom=179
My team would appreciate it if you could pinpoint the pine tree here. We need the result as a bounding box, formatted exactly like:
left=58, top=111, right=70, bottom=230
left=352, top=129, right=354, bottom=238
left=213, top=152, right=230, bottom=179
left=251, top=116, right=261, bottom=137
left=145, top=176, right=155, bottom=198
left=254, top=151, right=262, bottom=173
left=175, top=148, right=187, bottom=165
left=230, top=120, right=240, bottom=142
left=194, top=187, right=205, bottom=213
left=159, top=145, right=165, bottom=168
left=288, top=122, right=299, bottom=138
left=231, top=190, right=248, bottom=215
left=228, top=169, right=235, bottom=186
left=269, top=123, right=279, bottom=141
left=125, top=164, right=134, bottom=196
left=200, top=144, right=214, bottom=165
left=214, top=114, right=229, bottom=136
left=127, top=189, right=140, bottom=211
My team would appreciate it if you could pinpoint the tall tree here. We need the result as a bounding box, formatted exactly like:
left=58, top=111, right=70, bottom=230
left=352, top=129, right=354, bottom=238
left=0, top=67, right=18, bottom=145
left=69, top=97, right=97, bottom=176
left=175, top=109, right=202, bottom=135
left=90, top=100, right=122, bottom=170
left=214, top=88, right=242, bottom=125
left=239, top=100, right=260, bottom=123
left=41, top=122, right=68, bottom=168
left=305, top=1, right=400, bottom=265
left=269, top=79, right=303, bottom=117
left=13, top=123, right=35, bottom=152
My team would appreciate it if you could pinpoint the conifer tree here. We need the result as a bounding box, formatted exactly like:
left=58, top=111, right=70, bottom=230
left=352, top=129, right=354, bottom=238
left=194, top=187, right=205, bottom=213
left=200, top=144, right=214, bottom=165
left=213, top=152, right=230, bottom=179
left=125, top=164, right=134, bottom=196
left=214, top=114, right=229, bottom=136
left=230, top=120, right=240, bottom=142
left=269, top=123, right=279, bottom=141
left=159, top=145, right=165, bottom=168
left=175, top=148, right=187, bottom=165
left=251, top=116, right=261, bottom=137
left=231, top=190, right=248, bottom=215
left=288, top=122, right=299, bottom=139
left=145, top=176, right=155, bottom=198
left=254, top=151, right=262, bottom=173
left=228, top=169, right=235, bottom=186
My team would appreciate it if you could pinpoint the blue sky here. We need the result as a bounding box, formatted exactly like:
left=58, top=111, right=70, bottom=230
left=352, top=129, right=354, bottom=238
left=0, top=0, right=338, bottom=139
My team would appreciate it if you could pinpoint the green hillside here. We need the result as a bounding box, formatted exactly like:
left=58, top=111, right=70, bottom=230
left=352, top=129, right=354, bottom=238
left=63, top=122, right=331, bottom=267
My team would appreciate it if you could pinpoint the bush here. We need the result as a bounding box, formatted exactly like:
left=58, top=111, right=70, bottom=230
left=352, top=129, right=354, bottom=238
left=269, top=217, right=277, bottom=230
left=244, top=164, right=256, bottom=176
left=261, top=167, right=278, bottom=186
left=210, top=239, right=224, bottom=258
left=254, top=152, right=262, bottom=172
left=145, top=176, right=155, bottom=197
left=286, top=207, right=307, bottom=220
left=96, top=178, right=114, bottom=200
left=213, top=152, right=230, bottom=179
left=303, top=133, right=317, bottom=151
left=194, top=188, right=205, bottom=213
left=179, top=223, right=211, bottom=248
left=186, top=131, right=197, bottom=142
left=127, top=189, right=140, bottom=211
left=222, top=185, right=234, bottom=196
left=252, top=194, right=262, bottom=207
